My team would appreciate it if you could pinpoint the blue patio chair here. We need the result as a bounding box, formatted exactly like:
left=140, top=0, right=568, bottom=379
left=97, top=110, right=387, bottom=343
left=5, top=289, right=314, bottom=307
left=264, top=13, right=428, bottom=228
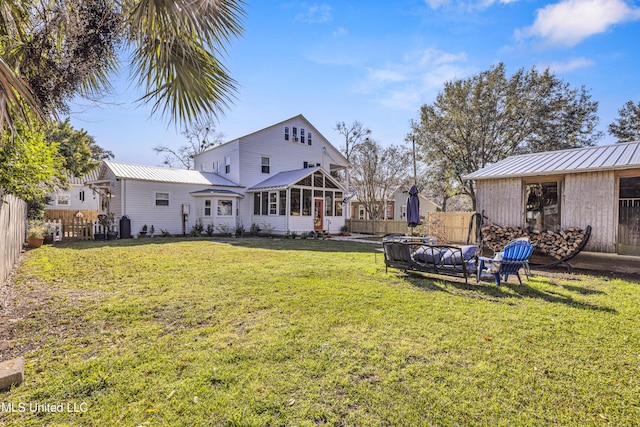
left=476, top=240, right=534, bottom=286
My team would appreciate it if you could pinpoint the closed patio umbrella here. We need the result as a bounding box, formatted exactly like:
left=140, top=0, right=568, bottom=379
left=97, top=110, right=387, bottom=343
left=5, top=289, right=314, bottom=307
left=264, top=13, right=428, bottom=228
left=407, top=185, right=420, bottom=229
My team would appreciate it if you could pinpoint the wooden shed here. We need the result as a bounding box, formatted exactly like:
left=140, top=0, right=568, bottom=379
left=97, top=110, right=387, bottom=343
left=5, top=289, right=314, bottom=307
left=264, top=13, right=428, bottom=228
left=464, top=141, right=640, bottom=256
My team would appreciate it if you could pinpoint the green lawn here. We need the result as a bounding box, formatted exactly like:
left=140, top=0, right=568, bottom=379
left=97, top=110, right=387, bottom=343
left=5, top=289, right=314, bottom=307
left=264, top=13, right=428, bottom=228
left=1, top=237, right=639, bottom=426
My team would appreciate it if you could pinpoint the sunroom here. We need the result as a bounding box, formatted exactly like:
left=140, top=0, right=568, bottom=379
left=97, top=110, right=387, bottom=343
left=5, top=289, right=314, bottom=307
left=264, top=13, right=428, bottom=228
left=247, top=167, right=347, bottom=235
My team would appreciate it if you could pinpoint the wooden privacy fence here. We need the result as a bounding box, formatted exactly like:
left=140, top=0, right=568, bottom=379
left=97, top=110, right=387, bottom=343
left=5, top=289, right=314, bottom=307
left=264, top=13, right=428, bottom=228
left=348, top=211, right=476, bottom=244
left=1, top=192, right=27, bottom=286
left=45, top=209, right=99, bottom=222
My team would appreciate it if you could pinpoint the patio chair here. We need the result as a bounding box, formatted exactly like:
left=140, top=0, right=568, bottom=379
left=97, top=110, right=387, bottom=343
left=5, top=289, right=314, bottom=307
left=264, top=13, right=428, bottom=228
left=476, top=240, right=534, bottom=286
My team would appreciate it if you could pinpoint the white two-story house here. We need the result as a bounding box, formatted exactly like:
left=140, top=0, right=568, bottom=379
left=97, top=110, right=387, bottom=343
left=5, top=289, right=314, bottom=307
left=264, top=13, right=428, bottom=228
left=194, top=114, right=349, bottom=234
left=89, top=114, right=349, bottom=236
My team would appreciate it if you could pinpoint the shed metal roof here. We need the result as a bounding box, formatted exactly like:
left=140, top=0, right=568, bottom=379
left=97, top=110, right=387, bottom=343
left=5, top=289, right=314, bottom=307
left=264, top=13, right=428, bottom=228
left=464, top=141, right=640, bottom=180
left=103, top=161, right=240, bottom=187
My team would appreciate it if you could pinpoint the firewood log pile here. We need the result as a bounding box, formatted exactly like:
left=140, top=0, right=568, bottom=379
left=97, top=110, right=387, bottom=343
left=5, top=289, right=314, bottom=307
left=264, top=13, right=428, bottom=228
left=481, top=224, right=587, bottom=259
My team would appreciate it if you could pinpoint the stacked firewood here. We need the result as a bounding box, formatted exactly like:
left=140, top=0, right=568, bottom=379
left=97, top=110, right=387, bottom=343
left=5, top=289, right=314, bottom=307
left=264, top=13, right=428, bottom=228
left=482, top=224, right=587, bottom=259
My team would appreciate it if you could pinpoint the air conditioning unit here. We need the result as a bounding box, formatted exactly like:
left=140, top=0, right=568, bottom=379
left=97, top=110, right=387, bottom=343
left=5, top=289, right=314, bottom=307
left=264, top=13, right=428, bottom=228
left=293, top=137, right=299, bottom=142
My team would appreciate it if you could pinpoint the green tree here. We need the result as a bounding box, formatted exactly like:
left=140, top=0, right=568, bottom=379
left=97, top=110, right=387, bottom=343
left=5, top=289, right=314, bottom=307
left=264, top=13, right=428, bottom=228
left=0, top=122, right=64, bottom=202
left=0, top=0, right=245, bottom=129
left=609, top=100, right=640, bottom=143
left=48, top=118, right=114, bottom=177
left=413, top=63, right=601, bottom=210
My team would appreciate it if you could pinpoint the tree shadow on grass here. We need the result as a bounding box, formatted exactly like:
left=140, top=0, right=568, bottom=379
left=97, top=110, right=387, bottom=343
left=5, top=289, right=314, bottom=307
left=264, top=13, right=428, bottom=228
left=48, top=236, right=379, bottom=254
left=396, top=270, right=617, bottom=314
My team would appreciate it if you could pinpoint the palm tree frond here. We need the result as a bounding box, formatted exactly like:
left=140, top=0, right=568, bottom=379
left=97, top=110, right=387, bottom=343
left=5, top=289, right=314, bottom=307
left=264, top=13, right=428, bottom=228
left=125, top=0, right=244, bottom=126
left=0, top=56, right=46, bottom=131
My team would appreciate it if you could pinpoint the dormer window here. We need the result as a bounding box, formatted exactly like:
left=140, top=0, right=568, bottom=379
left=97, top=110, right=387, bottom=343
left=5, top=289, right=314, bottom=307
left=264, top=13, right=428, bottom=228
left=284, top=127, right=289, bottom=141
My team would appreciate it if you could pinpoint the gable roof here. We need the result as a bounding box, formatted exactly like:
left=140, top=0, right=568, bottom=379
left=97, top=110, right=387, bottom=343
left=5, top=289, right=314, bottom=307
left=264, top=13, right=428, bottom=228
left=100, top=161, right=240, bottom=187
left=247, top=167, right=344, bottom=192
left=199, top=114, right=349, bottom=168
left=464, top=141, right=640, bottom=180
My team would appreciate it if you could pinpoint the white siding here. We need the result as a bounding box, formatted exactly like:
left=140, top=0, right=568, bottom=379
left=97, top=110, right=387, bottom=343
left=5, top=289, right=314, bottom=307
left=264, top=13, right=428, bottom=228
left=47, top=184, right=101, bottom=211
left=119, top=180, right=228, bottom=235
left=476, top=178, right=522, bottom=226
left=194, top=140, right=241, bottom=183
left=192, top=197, right=240, bottom=234
left=563, top=171, right=616, bottom=252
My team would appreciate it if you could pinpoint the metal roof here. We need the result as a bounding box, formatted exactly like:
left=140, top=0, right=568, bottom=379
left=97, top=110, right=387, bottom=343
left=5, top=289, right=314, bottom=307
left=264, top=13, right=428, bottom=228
left=103, top=161, right=240, bottom=187
left=247, top=167, right=344, bottom=192
left=67, top=169, right=101, bottom=185
left=190, top=189, right=244, bottom=197
left=464, top=141, right=640, bottom=180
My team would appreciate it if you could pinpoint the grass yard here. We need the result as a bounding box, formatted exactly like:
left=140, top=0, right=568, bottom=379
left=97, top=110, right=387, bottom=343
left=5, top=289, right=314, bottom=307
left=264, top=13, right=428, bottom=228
left=1, top=237, right=640, bottom=426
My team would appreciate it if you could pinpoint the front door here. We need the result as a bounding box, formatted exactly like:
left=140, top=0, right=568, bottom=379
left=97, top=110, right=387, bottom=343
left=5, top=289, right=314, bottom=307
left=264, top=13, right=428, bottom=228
left=314, top=199, right=323, bottom=231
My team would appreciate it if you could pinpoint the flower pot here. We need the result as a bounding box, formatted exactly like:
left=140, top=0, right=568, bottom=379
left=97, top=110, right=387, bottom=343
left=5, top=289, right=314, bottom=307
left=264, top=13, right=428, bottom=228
left=27, top=237, right=44, bottom=248
left=107, top=231, right=118, bottom=240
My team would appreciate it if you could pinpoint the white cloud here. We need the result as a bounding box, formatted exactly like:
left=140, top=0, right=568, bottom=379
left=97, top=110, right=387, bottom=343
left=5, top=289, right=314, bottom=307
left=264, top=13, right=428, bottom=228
left=424, top=0, right=519, bottom=11
left=356, top=48, right=471, bottom=110
left=517, top=0, right=640, bottom=47
left=296, top=3, right=333, bottom=24
left=539, top=57, right=595, bottom=73
left=333, top=27, right=348, bottom=38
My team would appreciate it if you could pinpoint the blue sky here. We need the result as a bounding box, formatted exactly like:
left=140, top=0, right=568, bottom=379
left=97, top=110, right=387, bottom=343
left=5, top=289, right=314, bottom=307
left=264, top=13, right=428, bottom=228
left=69, top=0, right=640, bottom=165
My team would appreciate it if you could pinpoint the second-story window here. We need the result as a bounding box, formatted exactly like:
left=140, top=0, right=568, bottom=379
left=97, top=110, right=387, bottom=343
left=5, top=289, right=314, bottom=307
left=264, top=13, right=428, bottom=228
left=292, top=127, right=298, bottom=142
left=284, top=127, right=289, bottom=141
left=261, top=156, right=270, bottom=174
left=300, top=129, right=305, bottom=144
left=225, top=156, right=231, bottom=174
left=308, top=132, right=312, bottom=146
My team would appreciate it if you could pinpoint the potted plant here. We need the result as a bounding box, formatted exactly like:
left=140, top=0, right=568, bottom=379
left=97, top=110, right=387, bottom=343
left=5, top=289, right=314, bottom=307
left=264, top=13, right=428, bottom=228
left=95, top=214, right=107, bottom=240
left=139, top=224, right=148, bottom=237
left=99, top=213, right=118, bottom=240
left=27, top=225, right=46, bottom=248
left=340, top=225, right=350, bottom=236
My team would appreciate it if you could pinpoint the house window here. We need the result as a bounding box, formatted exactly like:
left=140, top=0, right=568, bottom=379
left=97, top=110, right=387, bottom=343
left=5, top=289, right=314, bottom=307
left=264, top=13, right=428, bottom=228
left=284, top=127, right=289, bottom=141
left=325, top=193, right=333, bottom=217
left=290, top=188, right=300, bottom=216
left=269, top=192, right=277, bottom=215
left=401, top=205, right=407, bottom=219
left=313, top=173, right=323, bottom=188
left=358, top=206, right=365, bottom=220
left=308, top=133, right=312, bottom=146
left=279, top=190, right=287, bottom=215
left=155, top=192, right=169, bottom=206
left=79, top=191, right=85, bottom=202
left=225, top=156, right=231, bottom=174
left=302, top=189, right=312, bottom=216
left=292, top=127, right=298, bottom=142
left=254, top=193, right=261, bottom=215
left=261, top=156, right=270, bottom=174
left=57, top=194, right=70, bottom=206
left=525, top=182, right=559, bottom=232
left=335, top=192, right=343, bottom=216
left=218, top=199, right=233, bottom=216
left=385, top=204, right=393, bottom=219
left=214, top=161, right=219, bottom=173
left=261, top=191, right=269, bottom=215
left=204, top=200, right=212, bottom=216
left=300, top=129, right=305, bottom=144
